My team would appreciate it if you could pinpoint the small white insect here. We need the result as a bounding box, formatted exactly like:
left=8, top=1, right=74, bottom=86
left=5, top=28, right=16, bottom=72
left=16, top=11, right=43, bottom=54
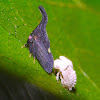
left=54, top=56, right=77, bottom=91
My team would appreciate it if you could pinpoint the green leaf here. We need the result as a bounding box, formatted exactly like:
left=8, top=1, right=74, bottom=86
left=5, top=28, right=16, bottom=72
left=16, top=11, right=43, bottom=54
left=0, top=0, right=100, bottom=99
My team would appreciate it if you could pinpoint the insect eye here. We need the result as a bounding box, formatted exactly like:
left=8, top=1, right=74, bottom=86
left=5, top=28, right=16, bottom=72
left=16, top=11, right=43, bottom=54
left=28, top=36, right=32, bottom=39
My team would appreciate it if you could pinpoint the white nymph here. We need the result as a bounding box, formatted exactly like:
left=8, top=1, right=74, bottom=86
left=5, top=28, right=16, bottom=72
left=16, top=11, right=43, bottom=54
left=54, top=56, right=77, bottom=91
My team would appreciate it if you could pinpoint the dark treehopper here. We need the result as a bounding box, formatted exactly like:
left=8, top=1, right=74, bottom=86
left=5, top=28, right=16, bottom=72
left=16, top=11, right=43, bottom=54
left=25, top=6, right=53, bottom=73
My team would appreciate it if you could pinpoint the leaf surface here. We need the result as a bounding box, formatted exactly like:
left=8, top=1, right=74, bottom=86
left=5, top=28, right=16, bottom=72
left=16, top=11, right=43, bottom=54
left=0, top=0, right=100, bottom=99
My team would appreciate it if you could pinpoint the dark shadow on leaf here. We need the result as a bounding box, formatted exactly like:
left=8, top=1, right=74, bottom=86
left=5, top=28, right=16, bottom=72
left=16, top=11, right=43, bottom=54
left=0, top=70, right=58, bottom=100
left=71, top=87, right=76, bottom=93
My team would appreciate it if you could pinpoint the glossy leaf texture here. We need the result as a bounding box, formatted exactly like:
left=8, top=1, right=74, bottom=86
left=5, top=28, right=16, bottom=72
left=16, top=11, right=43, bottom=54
left=0, top=0, right=100, bottom=100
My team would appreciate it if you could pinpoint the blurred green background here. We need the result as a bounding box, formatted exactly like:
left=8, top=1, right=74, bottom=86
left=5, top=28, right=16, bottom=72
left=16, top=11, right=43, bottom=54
left=0, top=0, right=100, bottom=100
